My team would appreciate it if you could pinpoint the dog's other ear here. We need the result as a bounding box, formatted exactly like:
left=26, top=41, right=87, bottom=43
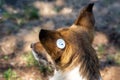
left=74, top=3, right=95, bottom=28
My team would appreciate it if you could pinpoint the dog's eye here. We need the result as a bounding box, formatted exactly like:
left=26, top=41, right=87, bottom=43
left=56, top=39, right=65, bottom=49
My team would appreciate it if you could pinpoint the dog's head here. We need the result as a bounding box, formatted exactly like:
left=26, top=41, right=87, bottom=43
left=31, top=3, right=100, bottom=79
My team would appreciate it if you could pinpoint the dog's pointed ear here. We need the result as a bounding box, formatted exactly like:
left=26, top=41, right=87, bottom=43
left=74, top=3, right=95, bottom=28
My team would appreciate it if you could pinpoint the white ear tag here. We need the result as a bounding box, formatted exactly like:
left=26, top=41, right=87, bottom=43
left=56, top=39, right=65, bottom=49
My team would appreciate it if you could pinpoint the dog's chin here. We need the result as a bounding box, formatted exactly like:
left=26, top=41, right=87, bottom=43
left=32, top=49, right=55, bottom=76
left=31, top=49, right=55, bottom=68
left=31, top=49, right=48, bottom=66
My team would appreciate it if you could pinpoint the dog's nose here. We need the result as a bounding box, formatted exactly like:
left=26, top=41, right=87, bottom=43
left=31, top=43, right=34, bottom=48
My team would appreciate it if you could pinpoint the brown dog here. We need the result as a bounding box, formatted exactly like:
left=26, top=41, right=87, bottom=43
left=31, top=3, right=102, bottom=80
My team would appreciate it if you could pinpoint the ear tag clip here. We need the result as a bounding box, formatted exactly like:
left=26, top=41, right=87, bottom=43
left=56, top=39, right=65, bottom=49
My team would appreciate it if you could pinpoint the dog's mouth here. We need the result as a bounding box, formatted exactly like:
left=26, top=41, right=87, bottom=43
left=31, top=46, right=55, bottom=76
left=31, top=43, right=55, bottom=67
left=31, top=49, right=48, bottom=65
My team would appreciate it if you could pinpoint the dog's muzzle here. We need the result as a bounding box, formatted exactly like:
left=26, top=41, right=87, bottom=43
left=30, top=43, right=55, bottom=67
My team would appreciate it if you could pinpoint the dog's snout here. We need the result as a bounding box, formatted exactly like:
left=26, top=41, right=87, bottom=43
left=31, top=43, right=34, bottom=48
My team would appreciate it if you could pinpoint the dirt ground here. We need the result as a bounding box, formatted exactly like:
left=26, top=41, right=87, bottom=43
left=0, top=0, right=120, bottom=80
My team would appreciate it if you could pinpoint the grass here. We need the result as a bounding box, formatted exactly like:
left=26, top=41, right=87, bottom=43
left=106, top=55, right=114, bottom=61
left=24, top=6, right=39, bottom=20
left=54, top=6, right=62, bottom=12
left=22, top=52, right=39, bottom=67
left=97, top=44, right=120, bottom=65
left=3, top=55, right=9, bottom=60
left=0, top=0, right=4, bottom=7
left=21, top=51, right=54, bottom=74
left=2, top=11, right=11, bottom=20
left=116, top=26, right=120, bottom=33
left=3, top=68, right=17, bottom=80
left=103, top=0, right=115, bottom=6
left=97, top=45, right=106, bottom=57
left=114, top=51, right=120, bottom=65
left=106, top=53, right=120, bottom=65
left=2, top=5, right=39, bottom=25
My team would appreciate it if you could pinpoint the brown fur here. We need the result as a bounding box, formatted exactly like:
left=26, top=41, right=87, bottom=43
left=31, top=3, right=101, bottom=80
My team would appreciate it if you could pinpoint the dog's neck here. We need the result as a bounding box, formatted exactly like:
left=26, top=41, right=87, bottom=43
left=50, top=44, right=101, bottom=80
left=50, top=64, right=101, bottom=80
left=50, top=65, right=85, bottom=80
